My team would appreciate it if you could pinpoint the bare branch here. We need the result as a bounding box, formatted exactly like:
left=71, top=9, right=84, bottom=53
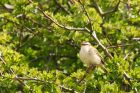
left=91, top=31, right=113, bottom=59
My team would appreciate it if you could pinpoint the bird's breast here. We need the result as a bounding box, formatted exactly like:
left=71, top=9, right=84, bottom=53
left=79, top=46, right=101, bottom=66
left=79, top=46, right=91, bottom=65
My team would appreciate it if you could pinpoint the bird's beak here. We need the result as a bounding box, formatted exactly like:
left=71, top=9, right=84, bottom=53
left=81, top=42, right=85, bottom=46
left=81, top=42, right=89, bottom=46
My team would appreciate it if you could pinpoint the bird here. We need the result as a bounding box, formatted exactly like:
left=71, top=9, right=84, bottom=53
left=79, top=41, right=108, bottom=73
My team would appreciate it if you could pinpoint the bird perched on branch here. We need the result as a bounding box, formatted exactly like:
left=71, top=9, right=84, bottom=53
left=79, top=41, right=108, bottom=73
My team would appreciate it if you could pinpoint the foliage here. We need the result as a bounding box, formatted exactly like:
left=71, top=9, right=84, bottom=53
left=0, top=0, right=140, bottom=93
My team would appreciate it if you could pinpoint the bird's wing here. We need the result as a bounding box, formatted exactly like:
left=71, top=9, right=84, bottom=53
left=89, top=46, right=105, bottom=64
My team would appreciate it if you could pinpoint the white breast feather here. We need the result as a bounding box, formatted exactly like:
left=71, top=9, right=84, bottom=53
left=79, top=46, right=101, bottom=66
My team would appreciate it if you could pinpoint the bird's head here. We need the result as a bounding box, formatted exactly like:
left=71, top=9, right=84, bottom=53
left=81, top=41, right=91, bottom=46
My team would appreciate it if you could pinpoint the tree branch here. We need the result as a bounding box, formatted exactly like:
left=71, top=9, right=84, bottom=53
left=28, top=0, right=87, bottom=32
left=102, top=0, right=120, bottom=16
left=78, top=0, right=93, bottom=31
left=1, top=75, right=78, bottom=93
left=77, top=0, right=113, bottom=58
left=92, top=0, right=120, bottom=17
left=107, top=44, right=133, bottom=48
left=54, top=0, right=71, bottom=14
left=91, top=31, right=113, bottom=58
left=92, top=0, right=103, bottom=17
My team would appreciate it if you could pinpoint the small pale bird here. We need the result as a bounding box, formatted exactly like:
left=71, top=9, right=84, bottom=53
left=79, top=41, right=108, bottom=73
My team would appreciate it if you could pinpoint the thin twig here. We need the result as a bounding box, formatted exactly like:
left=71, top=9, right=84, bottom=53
left=54, top=0, right=70, bottom=14
left=123, top=51, right=131, bottom=60
left=107, top=44, right=133, bottom=48
left=78, top=0, right=93, bottom=31
left=83, top=81, right=87, bottom=93
left=132, top=38, right=140, bottom=41
left=102, top=0, right=120, bottom=16
left=92, top=0, right=103, bottom=17
left=78, top=65, right=95, bottom=83
left=92, top=0, right=120, bottom=17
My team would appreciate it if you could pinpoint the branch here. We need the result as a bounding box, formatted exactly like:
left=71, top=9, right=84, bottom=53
left=39, top=9, right=87, bottom=31
left=15, top=77, right=78, bottom=93
left=0, top=52, right=14, bottom=73
left=28, top=0, right=88, bottom=32
left=102, top=0, right=120, bottom=16
left=77, top=0, right=113, bottom=58
left=92, top=0, right=120, bottom=17
left=54, top=0, right=71, bottom=14
left=92, top=3, right=134, bottom=82
left=30, top=54, right=76, bottom=62
left=0, top=3, right=14, bottom=12
left=1, top=75, right=78, bottom=93
left=92, top=1, right=103, bottom=17
left=132, top=37, right=140, bottom=41
left=91, top=31, right=113, bottom=59
left=107, top=44, right=133, bottom=48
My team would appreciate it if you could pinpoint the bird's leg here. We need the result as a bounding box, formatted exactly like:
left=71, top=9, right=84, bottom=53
left=87, top=65, right=96, bottom=73
left=78, top=65, right=95, bottom=83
